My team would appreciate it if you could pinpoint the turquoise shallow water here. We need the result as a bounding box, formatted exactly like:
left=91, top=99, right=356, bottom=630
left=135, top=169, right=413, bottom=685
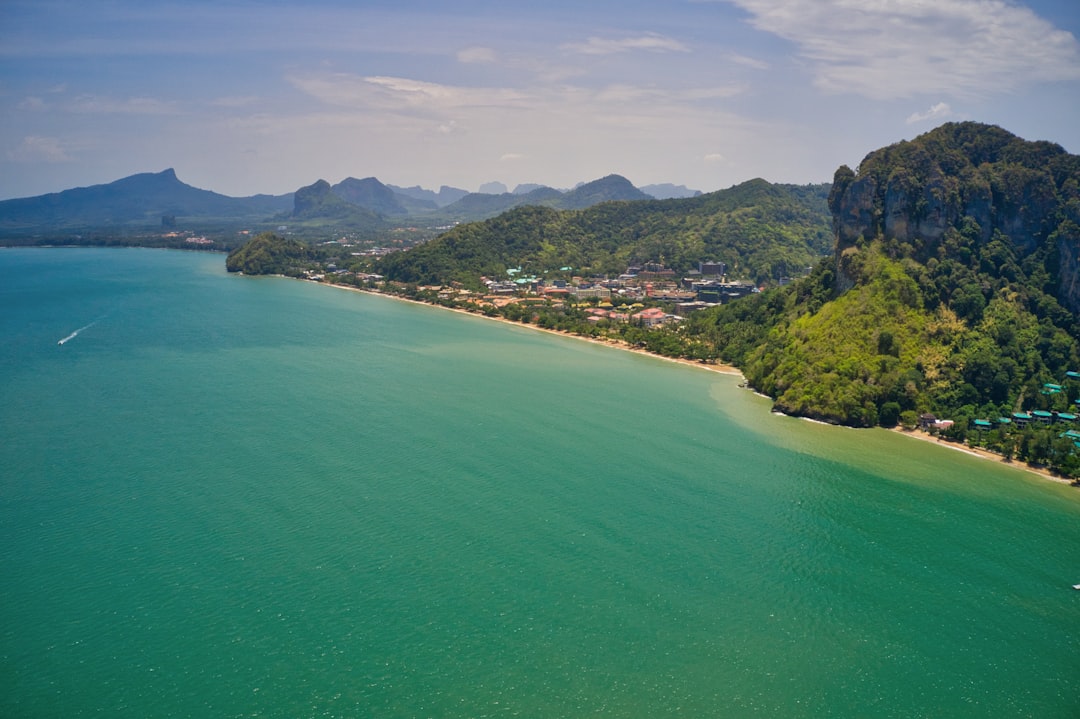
left=2, top=248, right=1079, bottom=718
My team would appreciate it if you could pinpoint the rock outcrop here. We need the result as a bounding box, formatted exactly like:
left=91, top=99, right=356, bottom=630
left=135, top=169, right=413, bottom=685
left=828, top=122, right=1080, bottom=313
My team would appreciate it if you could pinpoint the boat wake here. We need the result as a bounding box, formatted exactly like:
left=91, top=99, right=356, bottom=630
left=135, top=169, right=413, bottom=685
left=57, top=320, right=98, bottom=346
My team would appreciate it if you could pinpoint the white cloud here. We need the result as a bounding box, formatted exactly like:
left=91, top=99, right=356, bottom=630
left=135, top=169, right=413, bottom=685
left=288, top=73, right=528, bottom=115
left=906, top=102, right=953, bottom=124
left=457, top=46, right=497, bottom=64
left=500, top=153, right=526, bottom=161
left=725, top=0, right=1080, bottom=99
left=9, top=136, right=71, bottom=163
left=704, top=153, right=726, bottom=163
left=562, top=33, right=690, bottom=55
left=729, top=53, right=769, bottom=70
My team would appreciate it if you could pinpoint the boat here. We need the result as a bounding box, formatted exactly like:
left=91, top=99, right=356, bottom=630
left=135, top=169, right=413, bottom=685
left=1073, top=584, right=1080, bottom=590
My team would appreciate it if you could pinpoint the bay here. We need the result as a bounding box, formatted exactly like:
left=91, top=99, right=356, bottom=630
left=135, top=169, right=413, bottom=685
left=1, top=248, right=1078, bottom=718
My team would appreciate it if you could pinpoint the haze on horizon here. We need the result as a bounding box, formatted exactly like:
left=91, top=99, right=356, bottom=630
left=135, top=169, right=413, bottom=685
left=1, top=0, right=1079, bottom=201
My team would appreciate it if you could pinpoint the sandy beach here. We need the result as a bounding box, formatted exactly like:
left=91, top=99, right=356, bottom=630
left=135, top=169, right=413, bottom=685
left=314, top=280, right=745, bottom=377
left=313, top=279, right=1075, bottom=489
left=888, top=426, right=1075, bottom=485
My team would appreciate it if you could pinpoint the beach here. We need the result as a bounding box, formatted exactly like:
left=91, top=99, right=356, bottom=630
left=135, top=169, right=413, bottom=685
left=314, top=278, right=1076, bottom=489
left=889, top=426, right=1075, bottom=485
left=312, top=279, right=745, bottom=376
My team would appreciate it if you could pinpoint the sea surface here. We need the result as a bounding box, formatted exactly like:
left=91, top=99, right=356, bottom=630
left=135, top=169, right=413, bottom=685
left=2, top=247, right=1078, bottom=718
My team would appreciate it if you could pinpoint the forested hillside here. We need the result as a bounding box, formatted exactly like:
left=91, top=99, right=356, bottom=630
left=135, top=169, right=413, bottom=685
left=691, top=123, right=1079, bottom=433
left=375, top=179, right=831, bottom=287
left=225, top=232, right=321, bottom=275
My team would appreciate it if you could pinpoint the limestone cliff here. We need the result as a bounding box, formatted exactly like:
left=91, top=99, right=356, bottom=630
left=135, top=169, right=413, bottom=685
left=828, top=122, right=1080, bottom=313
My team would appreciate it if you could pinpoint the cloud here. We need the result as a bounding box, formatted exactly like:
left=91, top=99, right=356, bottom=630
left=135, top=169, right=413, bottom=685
left=704, top=153, right=726, bottom=163
left=725, top=0, right=1080, bottom=99
left=457, top=46, right=497, bottom=64
left=500, top=153, right=525, bottom=161
left=906, top=102, right=953, bottom=124
left=729, top=53, right=769, bottom=70
left=9, top=136, right=71, bottom=163
left=288, top=73, right=528, bottom=115
left=562, top=33, right=690, bottom=56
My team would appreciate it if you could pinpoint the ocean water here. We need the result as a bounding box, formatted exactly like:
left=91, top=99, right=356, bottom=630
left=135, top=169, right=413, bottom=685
left=1, top=247, right=1078, bottom=718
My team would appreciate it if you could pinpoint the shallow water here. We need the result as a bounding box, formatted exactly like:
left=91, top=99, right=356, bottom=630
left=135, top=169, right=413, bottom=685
left=2, top=248, right=1078, bottom=717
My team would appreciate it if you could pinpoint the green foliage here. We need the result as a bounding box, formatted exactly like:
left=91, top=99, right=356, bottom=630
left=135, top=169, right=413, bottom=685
left=226, top=232, right=320, bottom=275
left=375, top=179, right=832, bottom=286
left=697, top=122, right=1080, bottom=427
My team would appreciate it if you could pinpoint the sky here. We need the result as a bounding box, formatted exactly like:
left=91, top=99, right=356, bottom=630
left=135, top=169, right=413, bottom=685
left=1, top=0, right=1079, bottom=200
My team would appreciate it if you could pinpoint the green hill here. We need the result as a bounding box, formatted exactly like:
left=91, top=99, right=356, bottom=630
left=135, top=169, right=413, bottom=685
left=695, top=122, right=1079, bottom=431
left=225, top=232, right=319, bottom=275
left=289, top=179, right=386, bottom=232
left=374, top=179, right=831, bottom=286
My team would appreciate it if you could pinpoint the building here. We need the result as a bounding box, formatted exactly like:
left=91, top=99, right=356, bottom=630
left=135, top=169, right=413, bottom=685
left=633, top=307, right=669, bottom=327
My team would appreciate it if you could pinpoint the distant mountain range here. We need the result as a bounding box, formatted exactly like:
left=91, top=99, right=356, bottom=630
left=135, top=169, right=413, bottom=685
left=0, top=169, right=293, bottom=233
left=0, top=169, right=702, bottom=236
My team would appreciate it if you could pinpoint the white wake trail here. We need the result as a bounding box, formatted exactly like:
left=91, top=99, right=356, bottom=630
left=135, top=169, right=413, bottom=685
left=57, top=320, right=99, bottom=346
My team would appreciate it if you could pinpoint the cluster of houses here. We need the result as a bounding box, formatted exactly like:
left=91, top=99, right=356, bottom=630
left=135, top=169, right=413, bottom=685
left=464, top=261, right=760, bottom=324
left=307, top=259, right=773, bottom=329
left=443, top=262, right=762, bottom=326
left=920, top=375, right=1080, bottom=444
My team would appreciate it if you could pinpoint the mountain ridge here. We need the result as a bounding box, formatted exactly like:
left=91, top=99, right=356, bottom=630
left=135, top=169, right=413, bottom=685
left=0, top=170, right=700, bottom=233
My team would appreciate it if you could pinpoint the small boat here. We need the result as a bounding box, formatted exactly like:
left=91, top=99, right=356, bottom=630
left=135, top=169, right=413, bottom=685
left=1073, top=584, right=1080, bottom=590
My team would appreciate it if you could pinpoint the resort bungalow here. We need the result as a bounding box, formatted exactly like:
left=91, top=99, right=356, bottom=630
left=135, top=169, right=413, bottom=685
left=1012, top=412, right=1033, bottom=428
left=1032, top=410, right=1054, bottom=424
left=972, top=419, right=993, bottom=431
left=1066, top=371, right=1080, bottom=381
left=1056, top=412, right=1078, bottom=424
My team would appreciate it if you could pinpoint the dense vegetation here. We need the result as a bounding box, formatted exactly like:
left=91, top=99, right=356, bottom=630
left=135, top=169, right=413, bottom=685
left=375, top=179, right=832, bottom=287
left=687, top=123, right=1079, bottom=442
left=225, top=232, right=323, bottom=275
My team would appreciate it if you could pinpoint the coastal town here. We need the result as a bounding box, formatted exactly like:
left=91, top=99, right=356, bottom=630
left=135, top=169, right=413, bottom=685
left=311, top=259, right=766, bottom=329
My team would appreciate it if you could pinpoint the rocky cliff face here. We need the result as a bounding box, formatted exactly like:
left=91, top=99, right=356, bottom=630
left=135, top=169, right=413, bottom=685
left=828, top=123, right=1080, bottom=313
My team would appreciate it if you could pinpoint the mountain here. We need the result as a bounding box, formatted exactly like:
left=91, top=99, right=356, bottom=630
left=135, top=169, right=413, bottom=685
left=559, top=174, right=652, bottom=209
left=386, top=184, right=468, bottom=208
left=291, top=179, right=385, bottom=231
left=436, top=186, right=565, bottom=222
left=641, top=183, right=703, bottom=200
left=374, top=179, right=831, bottom=286
left=512, top=183, right=551, bottom=195
left=0, top=170, right=682, bottom=235
left=478, top=181, right=509, bottom=194
left=695, top=122, right=1080, bottom=431
left=331, top=177, right=409, bottom=216
left=433, top=174, right=656, bottom=222
left=0, top=169, right=292, bottom=233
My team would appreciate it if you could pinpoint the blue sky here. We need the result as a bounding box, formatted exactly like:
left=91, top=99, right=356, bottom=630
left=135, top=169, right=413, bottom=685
left=2, top=0, right=1078, bottom=199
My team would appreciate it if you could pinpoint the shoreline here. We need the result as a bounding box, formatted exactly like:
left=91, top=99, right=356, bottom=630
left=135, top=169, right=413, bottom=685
left=888, top=426, right=1075, bottom=485
left=312, top=279, right=745, bottom=378
left=306, top=278, right=1073, bottom=489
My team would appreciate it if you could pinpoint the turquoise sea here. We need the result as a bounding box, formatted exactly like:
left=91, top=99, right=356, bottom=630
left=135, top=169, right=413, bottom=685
left=1, top=247, right=1078, bottom=718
